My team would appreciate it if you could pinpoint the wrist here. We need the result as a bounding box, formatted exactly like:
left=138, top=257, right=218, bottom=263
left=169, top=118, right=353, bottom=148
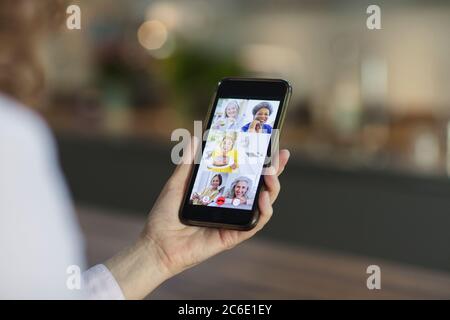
left=105, top=237, right=172, bottom=300
left=140, top=234, right=177, bottom=278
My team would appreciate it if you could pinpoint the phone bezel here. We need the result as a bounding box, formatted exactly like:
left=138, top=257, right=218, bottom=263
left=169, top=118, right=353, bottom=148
left=179, top=78, right=292, bottom=231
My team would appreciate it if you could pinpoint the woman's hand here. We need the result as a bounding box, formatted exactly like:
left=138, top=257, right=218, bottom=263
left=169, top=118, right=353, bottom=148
left=249, top=120, right=262, bottom=133
left=106, top=140, right=290, bottom=299
left=191, top=192, right=199, bottom=200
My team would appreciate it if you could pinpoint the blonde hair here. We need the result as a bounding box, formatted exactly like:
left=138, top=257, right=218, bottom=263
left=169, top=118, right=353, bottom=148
left=0, top=0, right=66, bottom=107
left=224, top=100, right=240, bottom=118
left=219, top=132, right=237, bottom=149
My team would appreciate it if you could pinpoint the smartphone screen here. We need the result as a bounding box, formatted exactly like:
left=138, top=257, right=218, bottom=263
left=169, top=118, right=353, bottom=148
left=190, top=98, right=280, bottom=210
left=180, top=78, right=291, bottom=230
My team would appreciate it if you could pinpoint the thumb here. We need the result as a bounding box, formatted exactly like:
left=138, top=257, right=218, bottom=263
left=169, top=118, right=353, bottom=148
left=152, top=136, right=200, bottom=214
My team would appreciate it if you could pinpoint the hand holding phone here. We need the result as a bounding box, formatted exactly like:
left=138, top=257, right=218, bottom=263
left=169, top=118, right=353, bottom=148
left=140, top=136, right=290, bottom=279
left=98, top=78, right=292, bottom=300
left=179, top=78, right=292, bottom=230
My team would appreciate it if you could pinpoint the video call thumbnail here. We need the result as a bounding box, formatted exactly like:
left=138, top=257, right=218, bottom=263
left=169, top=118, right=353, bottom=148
left=190, top=98, right=280, bottom=211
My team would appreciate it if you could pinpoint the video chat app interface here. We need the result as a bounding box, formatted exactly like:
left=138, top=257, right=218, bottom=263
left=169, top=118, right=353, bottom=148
left=190, top=98, right=280, bottom=211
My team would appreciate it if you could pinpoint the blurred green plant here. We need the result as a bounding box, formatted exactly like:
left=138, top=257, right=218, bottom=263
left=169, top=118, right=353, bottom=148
left=161, top=41, right=244, bottom=120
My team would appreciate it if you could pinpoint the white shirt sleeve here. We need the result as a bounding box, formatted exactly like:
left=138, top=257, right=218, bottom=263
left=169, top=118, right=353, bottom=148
left=82, top=264, right=125, bottom=300
left=0, top=96, right=124, bottom=300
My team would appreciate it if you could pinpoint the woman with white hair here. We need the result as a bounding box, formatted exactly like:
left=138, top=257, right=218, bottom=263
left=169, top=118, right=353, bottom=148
left=227, top=176, right=253, bottom=206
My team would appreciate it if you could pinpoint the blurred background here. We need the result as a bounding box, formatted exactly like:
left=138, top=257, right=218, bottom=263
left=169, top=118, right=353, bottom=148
left=37, top=0, right=450, bottom=298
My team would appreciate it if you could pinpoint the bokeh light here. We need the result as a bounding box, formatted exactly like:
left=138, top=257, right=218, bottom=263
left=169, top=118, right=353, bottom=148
left=137, top=20, right=168, bottom=51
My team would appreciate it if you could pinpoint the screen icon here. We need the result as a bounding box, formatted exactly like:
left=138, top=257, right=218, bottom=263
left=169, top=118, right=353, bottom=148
left=216, top=197, right=225, bottom=206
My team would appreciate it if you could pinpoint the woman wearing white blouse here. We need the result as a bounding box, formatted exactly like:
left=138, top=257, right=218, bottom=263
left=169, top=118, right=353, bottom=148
left=0, top=2, right=290, bottom=299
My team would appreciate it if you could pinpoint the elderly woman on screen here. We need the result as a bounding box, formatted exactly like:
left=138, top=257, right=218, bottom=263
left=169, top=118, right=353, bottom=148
left=226, top=176, right=253, bottom=206
left=212, top=100, right=241, bottom=131
left=241, top=102, right=273, bottom=134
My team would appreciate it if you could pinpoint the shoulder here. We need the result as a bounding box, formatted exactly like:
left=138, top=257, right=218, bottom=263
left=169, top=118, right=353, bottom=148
left=263, top=124, right=273, bottom=132
left=241, top=123, right=250, bottom=131
left=0, top=95, right=55, bottom=159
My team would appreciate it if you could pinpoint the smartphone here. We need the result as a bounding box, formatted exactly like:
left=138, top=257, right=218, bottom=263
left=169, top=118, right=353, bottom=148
left=179, top=78, right=292, bottom=230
